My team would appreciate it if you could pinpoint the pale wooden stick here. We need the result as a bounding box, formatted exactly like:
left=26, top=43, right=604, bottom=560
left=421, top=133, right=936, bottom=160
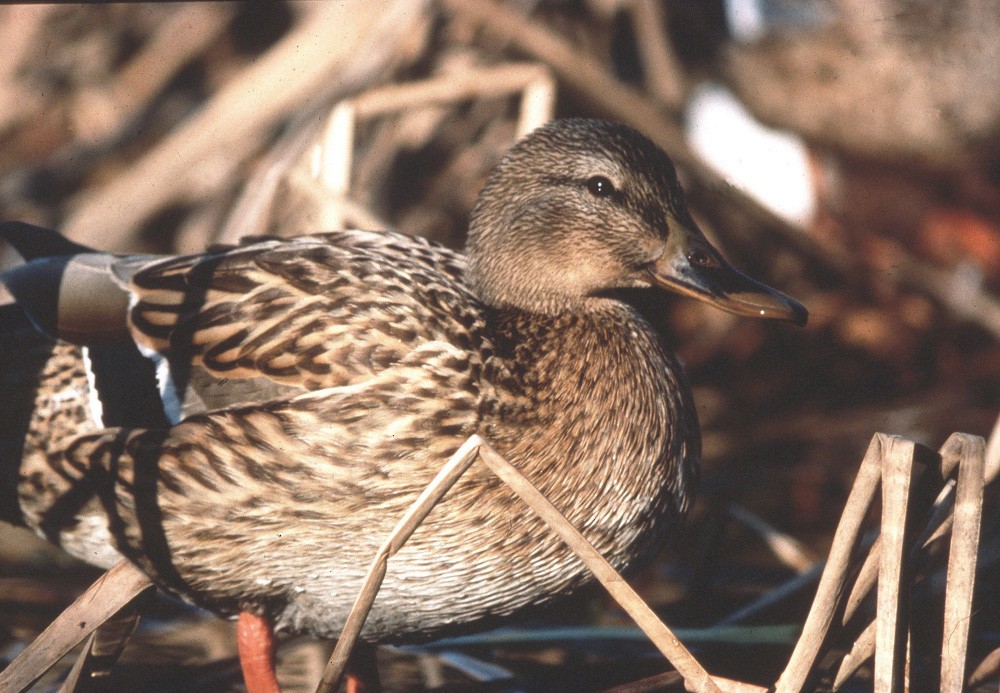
left=315, top=435, right=484, bottom=692
left=875, top=436, right=915, bottom=693
left=0, top=561, right=153, bottom=693
left=516, top=70, right=556, bottom=138
left=985, top=412, right=1000, bottom=483
left=967, top=644, right=1000, bottom=688
left=349, top=63, right=554, bottom=119
left=775, top=434, right=887, bottom=693
left=940, top=434, right=985, bottom=691
left=628, top=0, right=686, bottom=108
left=714, top=563, right=823, bottom=627
left=843, top=432, right=969, bottom=626
left=440, top=0, right=694, bottom=167
left=216, top=111, right=329, bottom=243
left=841, top=533, right=881, bottom=625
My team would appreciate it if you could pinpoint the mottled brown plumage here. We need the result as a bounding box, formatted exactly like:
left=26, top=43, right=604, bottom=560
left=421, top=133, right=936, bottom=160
left=1, top=119, right=805, bottom=644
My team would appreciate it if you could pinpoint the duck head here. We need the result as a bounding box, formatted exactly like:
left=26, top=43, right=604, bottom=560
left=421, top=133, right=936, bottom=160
left=466, top=118, right=807, bottom=325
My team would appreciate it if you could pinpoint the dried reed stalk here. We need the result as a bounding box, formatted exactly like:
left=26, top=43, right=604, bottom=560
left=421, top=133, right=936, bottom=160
left=63, top=0, right=426, bottom=251
left=727, top=504, right=818, bottom=574
left=440, top=0, right=692, bottom=165
left=0, top=561, right=153, bottom=693
left=939, top=434, right=985, bottom=691
left=875, top=437, right=915, bottom=692
left=316, top=435, right=484, bottom=692
left=312, top=63, right=554, bottom=229
left=56, top=608, right=143, bottom=693
left=833, top=431, right=990, bottom=689
left=775, top=434, right=888, bottom=692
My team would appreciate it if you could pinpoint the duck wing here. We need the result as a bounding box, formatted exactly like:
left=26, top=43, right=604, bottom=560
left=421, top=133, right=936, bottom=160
left=2, top=224, right=479, bottom=423
left=22, top=336, right=481, bottom=581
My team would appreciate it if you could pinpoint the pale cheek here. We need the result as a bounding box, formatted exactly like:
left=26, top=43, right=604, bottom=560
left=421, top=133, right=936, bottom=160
left=543, top=252, right=621, bottom=293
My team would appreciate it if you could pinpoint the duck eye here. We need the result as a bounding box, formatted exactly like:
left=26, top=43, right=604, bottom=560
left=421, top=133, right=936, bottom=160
left=585, top=176, right=615, bottom=197
left=687, top=247, right=718, bottom=269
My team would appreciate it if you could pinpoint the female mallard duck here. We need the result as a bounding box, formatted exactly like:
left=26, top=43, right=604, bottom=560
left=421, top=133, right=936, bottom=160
left=1, top=119, right=805, bottom=690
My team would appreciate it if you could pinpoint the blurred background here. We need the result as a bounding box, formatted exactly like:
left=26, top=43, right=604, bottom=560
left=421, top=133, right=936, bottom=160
left=0, top=1, right=997, bottom=691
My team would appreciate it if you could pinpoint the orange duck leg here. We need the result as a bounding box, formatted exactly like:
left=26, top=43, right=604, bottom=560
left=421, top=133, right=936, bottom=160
left=237, top=612, right=281, bottom=693
left=236, top=612, right=380, bottom=692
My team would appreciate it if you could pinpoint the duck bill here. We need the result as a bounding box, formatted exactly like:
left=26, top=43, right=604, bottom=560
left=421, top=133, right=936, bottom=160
left=649, top=226, right=808, bottom=326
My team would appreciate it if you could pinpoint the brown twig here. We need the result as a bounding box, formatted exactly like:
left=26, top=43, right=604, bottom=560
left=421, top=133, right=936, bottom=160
left=832, top=432, right=990, bottom=689
left=833, top=620, right=876, bottom=690
left=56, top=607, right=143, bottom=693
left=310, top=62, right=554, bottom=229
left=627, top=0, right=686, bottom=108
left=968, top=645, right=1000, bottom=688
left=475, top=441, right=724, bottom=693
left=439, top=0, right=691, bottom=165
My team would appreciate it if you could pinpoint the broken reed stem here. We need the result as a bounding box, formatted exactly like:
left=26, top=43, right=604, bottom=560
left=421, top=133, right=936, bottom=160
left=834, top=620, right=877, bottom=690
left=830, top=433, right=988, bottom=689
left=0, top=561, right=153, bottom=693
left=940, top=434, right=986, bottom=691
left=56, top=608, right=142, bottom=693
left=841, top=434, right=970, bottom=628
left=439, top=0, right=693, bottom=167
left=775, top=434, right=887, bottom=693
left=348, top=63, right=553, bottom=119
left=312, top=62, right=554, bottom=230
left=318, top=435, right=727, bottom=693
left=875, top=437, right=915, bottom=692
